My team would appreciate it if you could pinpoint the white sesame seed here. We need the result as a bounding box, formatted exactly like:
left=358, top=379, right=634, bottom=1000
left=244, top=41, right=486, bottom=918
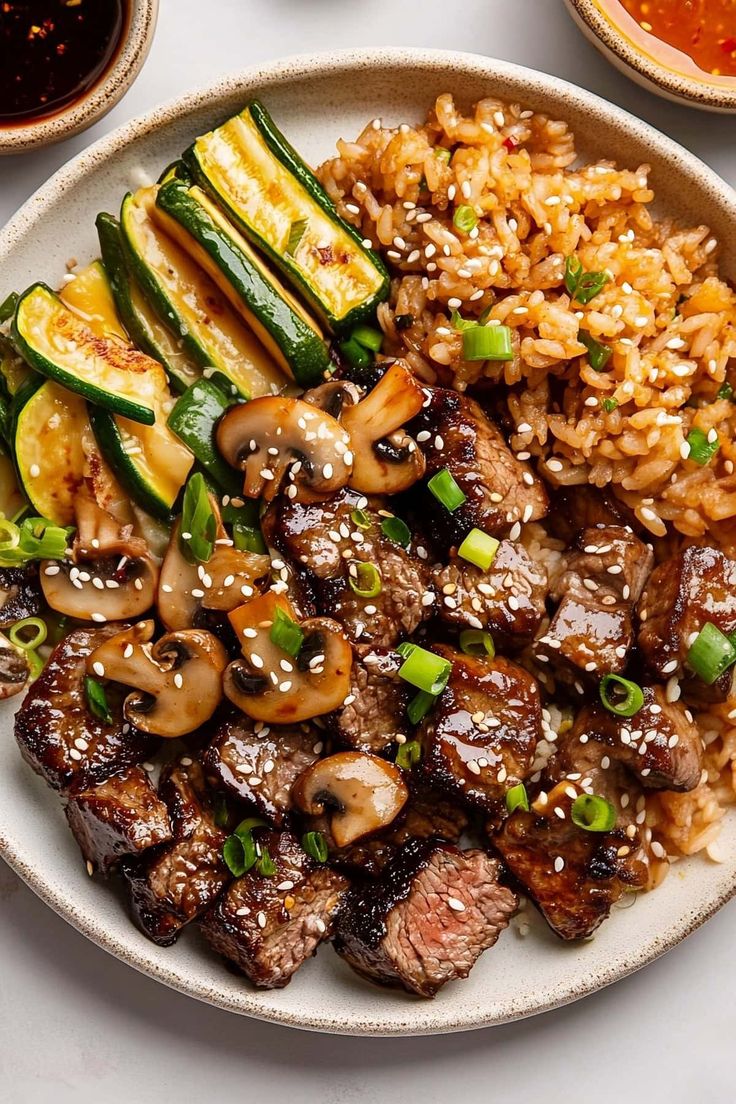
left=257, top=911, right=267, bottom=929
left=554, top=856, right=565, bottom=873
left=447, top=896, right=466, bottom=912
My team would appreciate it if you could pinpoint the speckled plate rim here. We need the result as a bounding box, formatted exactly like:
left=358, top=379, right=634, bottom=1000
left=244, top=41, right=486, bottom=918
left=2, top=47, right=736, bottom=1036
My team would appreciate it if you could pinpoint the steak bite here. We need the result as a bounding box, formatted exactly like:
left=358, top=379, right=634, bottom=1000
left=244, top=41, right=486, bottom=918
left=14, top=625, right=157, bottom=793
left=263, top=489, right=434, bottom=647
left=334, top=838, right=517, bottom=997
left=545, top=485, right=633, bottom=544
left=200, top=830, right=349, bottom=988
left=123, top=758, right=229, bottom=946
left=431, top=541, right=548, bottom=643
left=65, top=766, right=172, bottom=875
left=410, top=387, right=548, bottom=547
left=637, top=546, right=736, bottom=679
left=331, top=644, right=411, bottom=753
left=418, top=645, right=541, bottom=813
left=203, top=712, right=321, bottom=827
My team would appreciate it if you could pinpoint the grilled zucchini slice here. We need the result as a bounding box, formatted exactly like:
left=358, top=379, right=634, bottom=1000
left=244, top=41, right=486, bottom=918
left=154, top=180, right=329, bottom=387
left=13, top=379, right=87, bottom=525
left=120, top=187, right=287, bottom=399
left=59, top=260, right=128, bottom=341
left=185, top=100, right=388, bottom=333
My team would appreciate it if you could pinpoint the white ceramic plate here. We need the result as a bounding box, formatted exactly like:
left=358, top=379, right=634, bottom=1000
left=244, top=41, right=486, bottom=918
left=2, top=48, right=736, bottom=1037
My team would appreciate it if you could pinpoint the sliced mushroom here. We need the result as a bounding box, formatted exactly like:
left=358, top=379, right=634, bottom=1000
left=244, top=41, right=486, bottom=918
left=223, top=590, right=352, bottom=723
left=0, top=633, right=30, bottom=700
left=304, top=379, right=361, bottom=420
left=216, top=396, right=353, bottom=504
left=292, top=751, right=409, bottom=847
left=341, top=361, right=426, bottom=494
left=86, top=620, right=227, bottom=737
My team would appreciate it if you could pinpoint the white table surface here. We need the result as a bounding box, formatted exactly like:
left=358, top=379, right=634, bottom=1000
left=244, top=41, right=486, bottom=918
left=1, top=2, right=735, bottom=1100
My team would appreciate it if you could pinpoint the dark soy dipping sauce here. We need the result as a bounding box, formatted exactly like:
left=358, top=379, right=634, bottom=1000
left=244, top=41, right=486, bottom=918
left=0, top=0, right=126, bottom=126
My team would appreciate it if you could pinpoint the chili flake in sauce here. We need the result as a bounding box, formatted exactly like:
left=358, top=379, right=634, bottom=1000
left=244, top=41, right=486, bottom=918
left=614, top=0, right=736, bottom=78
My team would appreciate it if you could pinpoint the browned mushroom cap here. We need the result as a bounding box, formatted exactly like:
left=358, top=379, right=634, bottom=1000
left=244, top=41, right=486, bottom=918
left=292, top=751, right=409, bottom=847
left=224, top=590, right=352, bottom=724
left=341, top=361, right=427, bottom=494
left=0, top=633, right=29, bottom=700
left=303, top=379, right=361, bottom=420
left=86, top=620, right=227, bottom=737
left=217, top=396, right=353, bottom=504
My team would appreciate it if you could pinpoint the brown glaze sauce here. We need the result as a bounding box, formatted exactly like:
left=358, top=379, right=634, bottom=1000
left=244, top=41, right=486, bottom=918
left=0, top=0, right=126, bottom=125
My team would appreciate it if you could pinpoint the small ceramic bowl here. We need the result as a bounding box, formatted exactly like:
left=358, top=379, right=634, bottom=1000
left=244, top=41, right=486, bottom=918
left=564, top=0, right=736, bottom=113
left=0, top=0, right=159, bottom=156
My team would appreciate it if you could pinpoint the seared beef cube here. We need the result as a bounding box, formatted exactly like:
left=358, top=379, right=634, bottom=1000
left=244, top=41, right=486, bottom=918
left=334, top=839, right=517, bottom=997
left=410, top=387, right=548, bottom=546
left=546, top=485, right=633, bottom=544
left=14, top=625, right=157, bottom=793
left=432, top=541, right=547, bottom=643
left=65, top=766, right=172, bottom=875
left=331, top=644, right=411, bottom=753
left=552, top=526, right=653, bottom=607
left=419, top=645, right=541, bottom=812
left=263, top=488, right=434, bottom=647
left=638, top=546, right=736, bottom=678
left=200, top=830, right=348, bottom=988
left=0, top=565, right=42, bottom=628
left=203, top=712, right=321, bottom=827
left=492, top=798, right=648, bottom=940
left=123, top=758, right=229, bottom=946
left=535, top=596, right=633, bottom=686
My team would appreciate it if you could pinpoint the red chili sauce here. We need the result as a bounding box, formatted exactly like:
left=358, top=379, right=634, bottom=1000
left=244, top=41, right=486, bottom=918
left=606, top=0, right=736, bottom=78
left=0, top=1, right=126, bottom=126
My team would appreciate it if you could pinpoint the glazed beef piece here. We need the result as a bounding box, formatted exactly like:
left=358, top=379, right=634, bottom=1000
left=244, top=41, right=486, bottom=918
left=200, top=830, right=349, bottom=988
left=0, top=565, right=42, bottom=628
left=331, top=644, right=411, bottom=753
left=431, top=541, right=547, bottom=643
left=409, top=387, right=548, bottom=547
left=334, top=838, right=517, bottom=997
left=123, top=758, right=229, bottom=946
left=534, top=526, right=653, bottom=686
left=65, top=766, right=172, bottom=875
left=203, top=712, right=322, bottom=827
left=638, top=546, right=736, bottom=680
left=418, top=645, right=541, bottom=813
left=263, top=489, right=434, bottom=647
left=14, top=625, right=157, bottom=793
left=545, top=486, right=633, bottom=544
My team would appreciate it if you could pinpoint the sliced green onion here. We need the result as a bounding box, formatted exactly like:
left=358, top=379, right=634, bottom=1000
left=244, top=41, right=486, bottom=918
left=601, top=397, right=619, bottom=413
left=302, top=831, right=329, bottom=863
left=396, top=641, right=416, bottom=659
left=505, top=783, right=529, bottom=814
left=564, top=256, right=610, bottom=304
left=351, top=508, right=372, bottom=531
left=339, top=336, right=373, bottom=369
left=352, top=325, right=383, bottom=353
left=270, top=606, right=304, bottom=658
left=0, top=292, right=18, bottom=325
left=234, top=816, right=268, bottom=837
left=687, top=622, right=736, bottom=684
left=717, top=382, right=734, bottom=401
left=686, top=426, right=720, bottom=466
left=564, top=255, right=584, bottom=297
left=453, top=205, right=478, bottom=234
left=8, top=617, right=47, bottom=651
left=381, top=516, right=411, bottom=547
left=84, top=676, right=112, bottom=724
left=407, top=689, right=436, bottom=724
left=395, top=739, right=422, bottom=770
left=459, top=629, right=495, bottom=658
left=462, top=324, right=513, bottom=362
left=285, top=217, right=308, bottom=256
left=181, top=472, right=216, bottom=563
left=398, top=645, right=452, bottom=695
left=223, top=817, right=267, bottom=876
left=256, top=848, right=277, bottom=877
left=571, top=793, right=616, bottom=833
left=578, top=330, right=612, bottom=371
left=0, top=515, right=72, bottom=568
left=428, top=468, right=467, bottom=513
left=26, top=649, right=45, bottom=682
left=435, top=148, right=451, bottom=163
left=599, top=673, right=645, bottom=717
left=349, top=561, right=382, bottom=598
left=232, top=523, right=267, bottom=554
left=450, top=309, right=478, bottom=333
left=458, top=527, right=500, bottom=571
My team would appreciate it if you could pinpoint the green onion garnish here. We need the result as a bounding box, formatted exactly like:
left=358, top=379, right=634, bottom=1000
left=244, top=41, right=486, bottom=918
left=458, top=527, right=500, bottom=570
left=0, top=292, right=18, bottom=325
left=8, top=617, right=47, bottom=651
left=435, top=148, right=452, bottom=163
left=395, top=739, right=422, bottom=770
left=459, top=629, right=495, bottom=658
left=0, top=514, right=72, bottom=568
left=302, top=830, right=329, bottom=863
left=285, top=217, right=308, bottom=256
left=339, top=336, right=373, bottom=369
left=462, top=324, right=513, bottom=362
left=717, top=382, right=734, bottom=401
left=599, top=673, right=644, bottom=717
left=222, top=817, right=267, bottom=877
left=428, top=468, right=467, bottom=512
left=601, top=397, right=619, bottom=413
left=270, top=606, right=304, bottom=659
left=349, top=561, right=382, bottom=598
left=181, top=472, right=216, bottom=564
left=84, top=676, right=112, bottom=724
left=398, top=645, right=452, bottom=696
left=407, top=689, right=436, bottom=724
left=352, top=325, right=383, bottom=353
left=351, top=508, right=372, bottom=531
left=686, top=426, right=720, bottom=466
left=453, top=205, right=478, bottom=234
left=26, top=649, right=45, bottom=681
left=233, top=523, right=267, bottom=554
left=564, top=256, right=583, bottom=297
left=687, top=622, right=736, bottom=685
left=381, top=516, right=411, bottom=547
left=450, top=309, right=478, bottom=333
left=571, top=793, right=616, bottom=833
left=564, top=256, right=610, bottom=304
left=256, top=848, right=277, bottom=877
left=505, top=783, right=529, bottom=814
left=578, top=330, right=612, bottom=371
